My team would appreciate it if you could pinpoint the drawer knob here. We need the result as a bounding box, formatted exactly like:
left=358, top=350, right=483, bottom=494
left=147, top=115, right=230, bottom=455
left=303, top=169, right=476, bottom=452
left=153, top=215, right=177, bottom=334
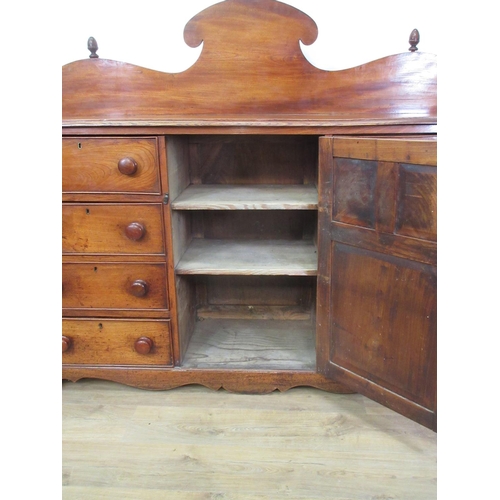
left=118, top=157, right=138, bottom=175
left=125, top=222, right=145, bottom=241
left=129, top=279, right=149, bottom=297
left=62, top=336, right=72, bottom=353
left=134, top=336, right=154, bottom=354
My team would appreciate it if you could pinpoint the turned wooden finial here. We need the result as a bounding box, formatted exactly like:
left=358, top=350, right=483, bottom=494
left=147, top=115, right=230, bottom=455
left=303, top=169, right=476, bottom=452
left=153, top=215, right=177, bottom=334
left=88, top=37, right=99, bottom=58
left=409, top=29, right=420, bottom=52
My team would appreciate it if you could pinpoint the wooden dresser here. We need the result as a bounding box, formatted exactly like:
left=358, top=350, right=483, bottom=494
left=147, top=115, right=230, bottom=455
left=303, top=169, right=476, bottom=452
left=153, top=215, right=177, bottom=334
left=62, top=0, right=437, bottom=430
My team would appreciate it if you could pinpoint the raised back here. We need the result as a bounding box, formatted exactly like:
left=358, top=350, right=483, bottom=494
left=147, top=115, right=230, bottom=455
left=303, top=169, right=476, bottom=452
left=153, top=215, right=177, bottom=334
left=62, top=0, right=437, bottom=126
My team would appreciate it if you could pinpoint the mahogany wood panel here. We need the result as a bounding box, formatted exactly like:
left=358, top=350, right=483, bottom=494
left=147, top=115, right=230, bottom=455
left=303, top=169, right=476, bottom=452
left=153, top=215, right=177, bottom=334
left=332, top=137, right=436, bottom=165
left=332, top=158, right=377, bottom=229
left=331, top=137, right=437, bottom=243
left=395, top=164, right=437, bottom=241
left=62, top=319, right=173, bottom=365
left=62, top=0, right=436, bottom=125
left=62, top=137, right=160, bottom=193
left=317, top=136, right=437, bottom=430
left=62, top=263, right=168, bottom=310
left=375, top=162, right=398, bottom=234
left=329, top=243, right=436, bottom=411
left=331, top=222, right=436, bottom=266
left=62, top=204, right=165, bottom=254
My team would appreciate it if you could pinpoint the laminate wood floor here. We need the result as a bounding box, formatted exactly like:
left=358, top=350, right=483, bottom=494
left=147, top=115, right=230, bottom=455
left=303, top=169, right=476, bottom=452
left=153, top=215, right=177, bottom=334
left=62, top=380, right=436, bottom=499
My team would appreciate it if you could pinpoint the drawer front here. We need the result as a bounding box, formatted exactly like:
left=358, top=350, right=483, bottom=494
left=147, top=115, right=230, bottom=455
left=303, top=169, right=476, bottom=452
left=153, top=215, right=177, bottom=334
left=62, top=263, right=168, bottom=310
left=62, top=319, right=173, bottom=365
left=62, top=204, right=165, bottom=254
left=62, top=138, right=160, bottom=193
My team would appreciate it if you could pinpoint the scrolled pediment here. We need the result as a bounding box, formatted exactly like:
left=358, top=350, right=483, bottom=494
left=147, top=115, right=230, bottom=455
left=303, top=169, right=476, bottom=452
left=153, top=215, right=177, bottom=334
left=62, top=0, right=436, bottom=126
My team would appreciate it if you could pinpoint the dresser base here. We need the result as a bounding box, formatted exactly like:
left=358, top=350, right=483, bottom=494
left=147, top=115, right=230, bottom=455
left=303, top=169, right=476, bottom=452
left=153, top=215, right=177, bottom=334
left=62, top=367, right=353, bottom=394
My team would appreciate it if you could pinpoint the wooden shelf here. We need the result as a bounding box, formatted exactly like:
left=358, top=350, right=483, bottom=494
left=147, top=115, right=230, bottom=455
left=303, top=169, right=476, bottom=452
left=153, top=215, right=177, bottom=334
left=171, top=185, right=318, bottom=210
left=175, top=239, right=318, bottom=276
left=182, top=318, right=316, bottom=370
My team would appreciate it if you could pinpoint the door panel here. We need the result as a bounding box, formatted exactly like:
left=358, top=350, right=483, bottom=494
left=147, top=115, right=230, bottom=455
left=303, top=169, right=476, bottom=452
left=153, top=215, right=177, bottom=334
left=330, top=243, right=436, bottom=409
left=395, top=164, right=437, bottom=240
left=332, top=158, right=378, bottom=229
left=317, top=136, right=437, bottom=431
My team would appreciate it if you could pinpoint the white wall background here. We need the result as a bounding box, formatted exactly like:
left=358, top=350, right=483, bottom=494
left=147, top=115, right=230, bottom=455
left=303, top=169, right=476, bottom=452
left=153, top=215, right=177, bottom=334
left=60, top=0, right=438, bottom=72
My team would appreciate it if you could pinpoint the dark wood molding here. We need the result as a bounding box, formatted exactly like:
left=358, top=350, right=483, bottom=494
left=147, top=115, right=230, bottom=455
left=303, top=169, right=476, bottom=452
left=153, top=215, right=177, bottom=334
left=62, top=367, right=354, bottom=394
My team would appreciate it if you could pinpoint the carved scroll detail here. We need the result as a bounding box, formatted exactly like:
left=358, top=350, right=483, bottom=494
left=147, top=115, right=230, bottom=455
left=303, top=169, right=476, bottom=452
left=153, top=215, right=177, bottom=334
left=63, top=3, right=437, bottom=123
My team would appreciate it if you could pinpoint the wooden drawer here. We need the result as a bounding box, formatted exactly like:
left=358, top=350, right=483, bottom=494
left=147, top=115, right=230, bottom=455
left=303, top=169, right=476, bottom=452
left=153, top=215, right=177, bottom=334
left=62, top=263, right=168, bottom=310
left=62, top=319, right=173, bottom=365
left=62, top=204, right=165, bottom=254
left=62, top=137, right=160, bottom=194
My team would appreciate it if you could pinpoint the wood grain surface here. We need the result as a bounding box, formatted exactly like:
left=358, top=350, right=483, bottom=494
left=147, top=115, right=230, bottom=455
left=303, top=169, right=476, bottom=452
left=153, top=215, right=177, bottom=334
left=61, top=0, right=438, bottom=431
left=62, top=203, right=165, bottom=254
left=62, top=319, right=173, bottom=366
left=175, top=239, right=318, bottom=275
left=62, top=263, right=168, bottom=310
left=62, top=380, right=437, bottom=499
left=62, top=1, right=436, bottom=124
left=317, top=136, right=437, bottom=430
left=62, top=137, right=160, bottom=194
left=171, top=185, right=318, bottom=210
left=182, top=318, right=316, bottom=370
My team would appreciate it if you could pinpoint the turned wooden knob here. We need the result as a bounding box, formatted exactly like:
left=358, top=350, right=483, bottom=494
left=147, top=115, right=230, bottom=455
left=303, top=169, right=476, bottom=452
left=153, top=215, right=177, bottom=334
left=129, top=279, right=149, bottom=297
left=62, top=336, right=72, bottom=353
left=117, top=157, right=138, bottom=175
left=134, top=336, right=154, bottom=354
left=125, top=222, right=145, bottom=241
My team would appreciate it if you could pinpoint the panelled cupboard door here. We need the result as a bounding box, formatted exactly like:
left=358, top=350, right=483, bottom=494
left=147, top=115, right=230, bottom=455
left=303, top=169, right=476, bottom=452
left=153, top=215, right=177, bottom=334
left=316, top=136, right=437, bottom=431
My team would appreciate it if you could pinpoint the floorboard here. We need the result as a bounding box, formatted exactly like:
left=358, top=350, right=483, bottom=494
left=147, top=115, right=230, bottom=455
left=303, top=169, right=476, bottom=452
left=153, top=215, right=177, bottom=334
left=62, top=380, right=436, bottom=499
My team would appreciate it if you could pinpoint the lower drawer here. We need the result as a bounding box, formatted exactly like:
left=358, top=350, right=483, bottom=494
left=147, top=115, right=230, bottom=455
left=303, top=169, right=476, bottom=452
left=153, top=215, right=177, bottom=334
left=62, top=319, right=173, bottom=365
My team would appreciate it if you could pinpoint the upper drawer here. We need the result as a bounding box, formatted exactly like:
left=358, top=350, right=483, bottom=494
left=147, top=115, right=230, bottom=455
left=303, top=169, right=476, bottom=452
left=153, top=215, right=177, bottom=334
left=62, top=204, right=165, bottom=255
left=62, top=137, right=160, bottom=194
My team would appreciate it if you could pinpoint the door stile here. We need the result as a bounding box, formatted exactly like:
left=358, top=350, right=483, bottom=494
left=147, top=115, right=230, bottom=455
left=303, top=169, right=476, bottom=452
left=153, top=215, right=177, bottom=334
left=316, top=136, right=335, bottom=372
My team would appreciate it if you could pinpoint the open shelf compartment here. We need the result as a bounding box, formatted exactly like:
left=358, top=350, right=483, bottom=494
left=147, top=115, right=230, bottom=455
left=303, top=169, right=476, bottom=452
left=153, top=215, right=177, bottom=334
left=182, top=318, right=316, bottom=371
